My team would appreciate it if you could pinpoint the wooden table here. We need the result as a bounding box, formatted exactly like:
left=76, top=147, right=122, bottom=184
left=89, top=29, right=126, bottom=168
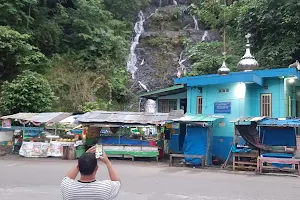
left=257, top=157, right=300, bottom=175
left=169, top=154, right=205, bottom=167
left=233, top=151, right=259, bottom=171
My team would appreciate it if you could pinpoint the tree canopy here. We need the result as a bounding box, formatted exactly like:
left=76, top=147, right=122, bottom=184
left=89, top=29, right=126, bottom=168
left=0, top=0, right=299, bottom=113
left=1, top=70, right=57, bottom=115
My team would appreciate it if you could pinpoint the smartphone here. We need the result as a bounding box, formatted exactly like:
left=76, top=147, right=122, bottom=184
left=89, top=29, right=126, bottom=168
left=95, top=144, right=103, bottom=159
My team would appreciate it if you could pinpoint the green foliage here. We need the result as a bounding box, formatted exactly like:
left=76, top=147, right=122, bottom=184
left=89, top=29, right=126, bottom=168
left=186, top=41, right=241, bottom=75
left=103, top=0, right=151, bottom=21
left=0, top=70, right=57, bottom=115
left=238, top=0, right=300, bottom=67
left=0, top=26, right=46, bottom=81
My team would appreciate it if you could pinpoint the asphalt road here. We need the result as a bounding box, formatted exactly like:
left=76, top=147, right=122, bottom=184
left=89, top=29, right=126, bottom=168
left=0, top=155, right=300, bottom=200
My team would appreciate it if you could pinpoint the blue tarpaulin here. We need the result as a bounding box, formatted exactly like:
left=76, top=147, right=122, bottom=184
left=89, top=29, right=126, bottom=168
left=184, top=127, right=207, bottom=165
left=99, top=136, right=150, bottom=146
left=232, top=145, right=252, bottom=153
left=260, top=127, right=296, bottom=146
left=261, top=153, right=293, bottom=168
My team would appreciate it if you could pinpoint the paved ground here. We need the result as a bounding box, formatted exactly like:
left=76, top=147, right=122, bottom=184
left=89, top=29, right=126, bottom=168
left=0, top=156, right=300, bottom=200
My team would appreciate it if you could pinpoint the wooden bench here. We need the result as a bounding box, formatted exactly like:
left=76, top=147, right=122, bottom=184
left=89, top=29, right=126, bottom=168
left=169, top=154, right=205, bottom=167
left=257, top=157, right=300, bottom=175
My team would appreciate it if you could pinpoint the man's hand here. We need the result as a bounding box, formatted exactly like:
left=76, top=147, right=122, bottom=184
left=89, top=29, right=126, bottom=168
left=99, top=151, right=110, bottom=164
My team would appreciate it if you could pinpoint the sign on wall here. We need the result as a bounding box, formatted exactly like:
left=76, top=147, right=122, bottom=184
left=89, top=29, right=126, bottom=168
left=214, top=102, right=231, bottom=114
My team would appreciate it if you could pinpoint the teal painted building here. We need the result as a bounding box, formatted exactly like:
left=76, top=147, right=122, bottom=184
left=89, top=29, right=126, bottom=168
left=141, top=67, right=300, bottom=162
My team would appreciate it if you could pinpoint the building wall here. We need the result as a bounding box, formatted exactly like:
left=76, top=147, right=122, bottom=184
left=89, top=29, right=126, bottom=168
left=246, top=78, right=286, bottom=117
left=185, top=78, right=298, bottom=161
left=156, top=92, right=187, bottom=112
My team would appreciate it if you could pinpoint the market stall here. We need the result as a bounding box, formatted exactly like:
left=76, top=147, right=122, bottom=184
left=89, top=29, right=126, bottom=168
left=230, top=117, right=300, bottom=175
left=78, top=110, right=184, bottom=161
left=0, top=112, right=77, bottom=158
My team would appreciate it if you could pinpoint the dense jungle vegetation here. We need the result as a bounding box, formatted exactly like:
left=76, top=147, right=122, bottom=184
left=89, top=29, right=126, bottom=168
left=0, top=0, right=299, bottom=114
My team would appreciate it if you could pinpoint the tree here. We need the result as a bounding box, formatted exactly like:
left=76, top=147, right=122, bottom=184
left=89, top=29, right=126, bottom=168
left=0, top=70, right=57, bottom=115
left=238, top=0, right=300, bottom=68
left=0, top=26, right=46, bottom=81
left=104, top=0, right=151, bottom=21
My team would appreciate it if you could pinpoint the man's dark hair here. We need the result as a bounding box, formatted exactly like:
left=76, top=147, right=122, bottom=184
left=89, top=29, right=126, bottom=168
left=78, top=153, right=97, bottom=175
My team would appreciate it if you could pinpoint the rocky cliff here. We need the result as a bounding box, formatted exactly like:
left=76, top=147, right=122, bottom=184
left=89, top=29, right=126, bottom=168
left=127, top=0, right=221, bottom=97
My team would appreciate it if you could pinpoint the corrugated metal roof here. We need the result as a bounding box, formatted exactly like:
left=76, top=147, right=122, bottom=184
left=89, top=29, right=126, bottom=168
left=139, top=85, right=186, bottom=99
left=171, top=114, right=224, bottom=122
left=232, top=117, right=300, bottom=127
left=259, top=118, right=300, bottom=127
left=231, top=116, right=266, bottom=123
left=0, top=113, right=38, bottom=120
left=26, top=112, right=72, bottom=123
left=78, top=110, right=184, bottom=125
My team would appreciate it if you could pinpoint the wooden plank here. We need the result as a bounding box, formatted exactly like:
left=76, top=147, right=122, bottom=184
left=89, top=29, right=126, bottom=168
left=169, top=154, right=205, bottom=167
left=170, top=154, right=205, bottom=159
left=259, top=157, right=300, bottom=164
left=233, top=153, right=259, bottom=158
left=234, top=161, right=257, bottom=166
left=234, top=166, right=257, bottom=170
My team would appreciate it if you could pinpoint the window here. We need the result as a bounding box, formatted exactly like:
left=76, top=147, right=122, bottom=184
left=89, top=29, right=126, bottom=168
left=168, top=99, right=177, bottom=112
left=197, top=96, right=202, bottom=114
left=158, top=99, right=177, bottom=113
left=219, top=88, right=229, bottom=93
left=261, top=94, right=272, bottom=117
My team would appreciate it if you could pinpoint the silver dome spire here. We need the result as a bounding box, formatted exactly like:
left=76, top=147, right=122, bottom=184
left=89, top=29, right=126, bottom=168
left=237, top=33, right=259, bottom=71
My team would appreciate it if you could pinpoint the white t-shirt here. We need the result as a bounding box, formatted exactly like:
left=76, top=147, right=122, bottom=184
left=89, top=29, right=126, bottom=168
left=61, top=177, right=121, bottom=200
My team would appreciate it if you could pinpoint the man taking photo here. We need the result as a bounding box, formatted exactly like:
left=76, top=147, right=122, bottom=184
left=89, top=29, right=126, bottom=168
left=61, top=146, right=121, bottom=200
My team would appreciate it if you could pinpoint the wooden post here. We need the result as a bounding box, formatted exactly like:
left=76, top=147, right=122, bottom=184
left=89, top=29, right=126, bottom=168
left=169, top=154, right=173, bottom=166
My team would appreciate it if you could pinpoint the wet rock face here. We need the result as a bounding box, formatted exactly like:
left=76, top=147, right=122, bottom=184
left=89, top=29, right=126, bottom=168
left=152, top=0, right=188, bottom=7
left=129, top=1, right=221, bottom=94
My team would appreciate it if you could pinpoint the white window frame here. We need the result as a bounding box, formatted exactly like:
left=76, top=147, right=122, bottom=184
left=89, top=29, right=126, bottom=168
left=260, top=93, right=272, bottom=117
left=197, top=96, right=203, bottom=114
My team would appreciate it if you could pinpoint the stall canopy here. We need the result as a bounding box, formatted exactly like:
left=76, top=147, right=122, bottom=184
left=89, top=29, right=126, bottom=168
left=232, top=117, right=300, bottom=151
left=27, top=112, right=72, bottom=123
left=170, top=114, right=224, bottom=123
left=77, top=110, right=184, bottom=125
left=59, top=115, right=82, bottom=125
left=0, top=113, right=38, bottom=120
left=1, top=112, right=72, bottom=124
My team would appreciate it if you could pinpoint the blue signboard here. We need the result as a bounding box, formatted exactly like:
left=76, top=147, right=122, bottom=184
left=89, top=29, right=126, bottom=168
left=214, top=102, right=231, bottom=114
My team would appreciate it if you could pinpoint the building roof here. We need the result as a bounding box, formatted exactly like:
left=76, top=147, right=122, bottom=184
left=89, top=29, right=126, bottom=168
left=1, top=112, right=72, bottom=123
left=27, top=112, right=72, bottom=123
left=174, top=68, right=300, bottom=87
left=232, top=116, right=300, bottom=127
left=139, top=84, right=186, bottom=100
left=170, top=114, right=224, bottom=122
left=77, top=110, right=184, bottom=125
left=0, top=113, right=38, bottom=120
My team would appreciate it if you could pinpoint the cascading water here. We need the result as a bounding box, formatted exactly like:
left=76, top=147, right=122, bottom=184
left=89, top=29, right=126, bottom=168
left=202, top=30, right=209, bottom=41
left=192, top=16, right=199, bottom=30
left=126, top=11, right=145, bottom=79
left=126, top=11, right=157, bottom=113
left=173, top=0, right=178, bottom=5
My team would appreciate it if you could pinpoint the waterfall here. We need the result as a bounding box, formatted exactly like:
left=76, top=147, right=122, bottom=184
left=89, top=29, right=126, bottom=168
left=138, top=81, right=149, bottom=92
left=126, top=11, right=145, bottom=79
left=202, top=30, right=209, bottom=41
left=144, top=99, right=156, bottom=113
left=173, top=0, right=178, bottom=5
left=192, top=16, right=199, bottom=30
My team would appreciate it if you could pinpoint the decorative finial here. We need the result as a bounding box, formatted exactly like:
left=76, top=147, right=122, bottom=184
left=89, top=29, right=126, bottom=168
left=237, top=33, right=259, bottom=71
left=245, top=33, right=251, bottom=43
left=218, top=60, right=230, bottom=76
